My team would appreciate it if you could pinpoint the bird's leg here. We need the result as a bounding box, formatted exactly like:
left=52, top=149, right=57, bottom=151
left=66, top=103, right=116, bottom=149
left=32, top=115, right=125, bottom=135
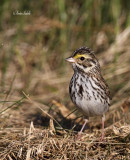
left=101, top=114, right=105, bottom=141
left=77, top=119, right=88, bottom=140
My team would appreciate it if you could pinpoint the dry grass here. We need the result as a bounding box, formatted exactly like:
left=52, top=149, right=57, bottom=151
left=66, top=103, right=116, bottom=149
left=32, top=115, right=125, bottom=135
left=0, top=122, right=129, bottom=159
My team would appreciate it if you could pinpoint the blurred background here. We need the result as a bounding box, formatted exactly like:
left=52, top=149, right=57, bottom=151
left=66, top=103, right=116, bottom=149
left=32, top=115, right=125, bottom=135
left=0, top=0, right=130, bottom=129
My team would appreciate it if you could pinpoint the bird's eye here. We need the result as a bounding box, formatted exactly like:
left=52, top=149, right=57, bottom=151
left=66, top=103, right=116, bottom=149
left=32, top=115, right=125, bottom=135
left=80, top=57, right=85, bottom=61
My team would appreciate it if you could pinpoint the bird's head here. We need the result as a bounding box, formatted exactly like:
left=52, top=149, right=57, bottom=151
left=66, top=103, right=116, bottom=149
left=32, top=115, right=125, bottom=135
left=66, top=47, right=99, bottom=73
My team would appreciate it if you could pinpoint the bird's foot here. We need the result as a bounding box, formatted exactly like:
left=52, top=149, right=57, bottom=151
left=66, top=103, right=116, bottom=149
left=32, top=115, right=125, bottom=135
left=75, top=132, right=82, bottom=141
left=97, top=135, right=106, bottom=147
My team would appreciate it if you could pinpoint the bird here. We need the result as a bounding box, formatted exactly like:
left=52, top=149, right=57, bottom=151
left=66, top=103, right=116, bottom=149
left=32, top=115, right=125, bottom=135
left=66, top=46, right=111, bottom=140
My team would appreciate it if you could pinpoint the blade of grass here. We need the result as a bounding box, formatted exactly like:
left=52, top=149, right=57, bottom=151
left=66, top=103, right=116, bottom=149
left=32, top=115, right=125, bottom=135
left=0, top=96, right=26, bottom=115
left=22, top=91, right=64, bottom=130
left=0, top=101, right=17, bottom=103
left=64, top=108, right=77, bottom=119
left=2, top=74, right=16, bottom=108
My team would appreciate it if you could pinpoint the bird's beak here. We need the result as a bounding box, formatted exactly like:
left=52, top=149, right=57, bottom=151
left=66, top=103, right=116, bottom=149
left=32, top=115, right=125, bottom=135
left=65, top=57, right=75, bottom=63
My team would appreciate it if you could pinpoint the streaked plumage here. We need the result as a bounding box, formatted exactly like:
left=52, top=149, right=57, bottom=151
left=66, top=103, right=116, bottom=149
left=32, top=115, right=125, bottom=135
left=66, top=46, right=111, bottom=140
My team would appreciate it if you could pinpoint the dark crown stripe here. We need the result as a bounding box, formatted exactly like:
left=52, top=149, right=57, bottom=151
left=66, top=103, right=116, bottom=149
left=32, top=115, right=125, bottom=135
left=73, top=46, right=92, bottom=55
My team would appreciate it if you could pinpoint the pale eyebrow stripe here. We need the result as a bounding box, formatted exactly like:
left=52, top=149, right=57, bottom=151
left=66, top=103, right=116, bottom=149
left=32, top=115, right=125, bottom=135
left=74, top=54, right=90, bottom=59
